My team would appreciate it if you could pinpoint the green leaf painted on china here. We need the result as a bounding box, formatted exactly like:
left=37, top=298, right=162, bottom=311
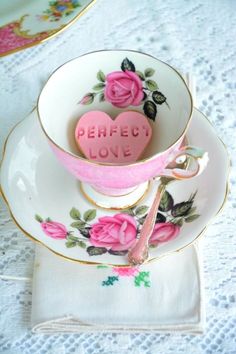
left=136, top=70, right=145, bottom=80
left=135, top=205, right=149, bottom=216
left=108, top=249, right=128, bottom=256
left=87, top=246, right=107, bottom=256
left=121, top=57, right=136, bottom=72
left=159, top=191, right=174, bottom=212
left=146, top=79, right=158, bottom=91
left=122, top=209, right=135, bottom=216
left=144, top=68, right=155, bottom=77
left=185, top=214, right=200, bottom=222
left=171, top=201, right=193, bottom=217
left=156, top=212, right=166, bottom=223
left=67, top=235, right=81, bottom=242
left=93, top=83, right=105, bottom=91
left=97, top=70, right=106, bottom=82
left=152, top=91, right=166, bottom=104
left=143, top=100, right=157, bottom=121
left=83, top=209, right=97, bottom=221
left=70, top=207, right=81, bottom=220
left=187, top=206, right=197, bottom=216
left=79, top=228, right=91, bottom=238
left=35, top=214, right=43, bottom=223
left=65, top=240, right=76, bottom=248
left=99, top=92, right=105, bottom=102
left=70, top=221, right=86, bottom=229
left=78, top=241, right=87, bottom=249
left=173, top=218, right=184, bottom=227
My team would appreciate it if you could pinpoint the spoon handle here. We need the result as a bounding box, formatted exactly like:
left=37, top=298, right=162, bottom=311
left=128, top=183, right=166, bottom=265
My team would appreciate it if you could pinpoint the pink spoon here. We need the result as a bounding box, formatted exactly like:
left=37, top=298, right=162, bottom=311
left=128, top=147, right=207, bottom=266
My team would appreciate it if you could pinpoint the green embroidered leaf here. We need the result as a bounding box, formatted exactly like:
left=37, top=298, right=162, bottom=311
left=171, top=201, right=193, bottom=217
left=99, top=92, right=105, bottom=102
left=121, top=57, right=135, bottom=72
left=143, top=100, right=157, bottom=121
left=156, top=212, right=166, bottom=223
left=70, top=221, right=86, bottom=229
left=97, top=70, right=106, bottom=82
left=146, top=79, right=158, bottom=91
left=135, top=205, right=149, bottom=216
left=152, top=91, right=166, bottom=104
left=70, top=207, right=81, bottom=220
left=108, top=249, right=128, bottom=256
left=102, top=276, right=119, bottom=286
left=87, top=246, right=107, bottom=256
left=159, top=191, right=174, bottom=212
left=93, top=83, right=105, bottom=91
left=83, top=209, right=96, bottom=221
left=185, top=214, right=200, bottom=222
left=78, top=241, right=87, bottom=249
left=65, top=240, right=76, bottom=248
left=35, top=214, right=43, bottom=223
left=134, top=271, right=151, bottom=288
left=144, top=68, right=155, bottom=77
left=136, top=70, right=145, bottom=80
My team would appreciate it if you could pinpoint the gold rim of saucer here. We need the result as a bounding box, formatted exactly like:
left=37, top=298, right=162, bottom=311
left=0, top=109, right=230, bottom=267
left=37, top=49, right=194, bottom=167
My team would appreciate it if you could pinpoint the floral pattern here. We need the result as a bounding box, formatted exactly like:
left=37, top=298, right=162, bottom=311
left=97, top=265, right=151, bottom=287
left=38, top=0, right=80, bottom=22
left=35, top=190, right=200, bottom=257
left=79, top=57, right=169, bottom=121
left=0, top=1, right=82, bottom=56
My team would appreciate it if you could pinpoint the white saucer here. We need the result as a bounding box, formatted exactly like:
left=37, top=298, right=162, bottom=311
left=0, top=109, right=229, bottom=266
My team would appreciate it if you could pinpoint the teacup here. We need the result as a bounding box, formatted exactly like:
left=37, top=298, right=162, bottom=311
left=37, top=50, right=207, bottom=208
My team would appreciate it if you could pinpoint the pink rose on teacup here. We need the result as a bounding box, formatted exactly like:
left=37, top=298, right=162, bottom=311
left=105, top=71, right=144, bottom=108
left=41, top=221, right=68, bottom=239
left=149, top=222, right=180, bottom=246
left=89, top=214, right=137, bottom=251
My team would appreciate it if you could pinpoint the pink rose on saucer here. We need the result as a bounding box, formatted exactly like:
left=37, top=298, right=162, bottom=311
left=89, top=214, right=137, bottom=251
left=149, top=222, right=180, bottom=246
left=41, top=221, right=68, bottom=239
left=105, top=71, right=144, bottom=108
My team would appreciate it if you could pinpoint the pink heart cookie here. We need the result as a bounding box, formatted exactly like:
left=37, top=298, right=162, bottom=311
left=75, top=111, right=152, bottom=164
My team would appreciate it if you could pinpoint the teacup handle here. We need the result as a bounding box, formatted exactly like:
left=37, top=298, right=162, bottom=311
left=160, top=146, right=209, bottom=180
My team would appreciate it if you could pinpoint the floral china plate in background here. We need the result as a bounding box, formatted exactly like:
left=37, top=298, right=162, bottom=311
left=0, top=108, right=229, bottom=266
left=0, top=0, right=95, bottom=57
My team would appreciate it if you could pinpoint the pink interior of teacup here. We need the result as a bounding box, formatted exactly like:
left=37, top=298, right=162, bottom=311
left=38, top=50, right=193, bottom=165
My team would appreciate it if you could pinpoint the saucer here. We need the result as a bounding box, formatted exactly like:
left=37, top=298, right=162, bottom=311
left=0, top=109, right=229, bottom=266
left=0, top=0, right=95, bottom=57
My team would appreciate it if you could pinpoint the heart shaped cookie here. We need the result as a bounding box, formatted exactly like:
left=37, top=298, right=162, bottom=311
left=75, top=111, right=152, bottom=164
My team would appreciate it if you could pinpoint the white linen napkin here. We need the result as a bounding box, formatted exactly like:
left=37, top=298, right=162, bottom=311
left=31, top=243, right=205, bottom=333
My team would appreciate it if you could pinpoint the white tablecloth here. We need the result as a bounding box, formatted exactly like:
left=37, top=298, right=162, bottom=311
left=0, top=0, right=235, bottom=353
